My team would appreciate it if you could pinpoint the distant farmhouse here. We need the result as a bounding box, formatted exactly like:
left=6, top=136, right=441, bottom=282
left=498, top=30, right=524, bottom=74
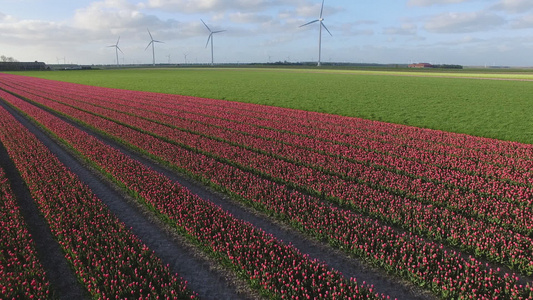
left=0, top=61, right=48, bottom=71
left=408, top=62, right=463, bottom=69
left=408, top=63, right=433, bottom=68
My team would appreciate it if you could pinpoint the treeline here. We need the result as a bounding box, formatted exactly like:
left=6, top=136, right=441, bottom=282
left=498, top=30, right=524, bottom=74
left=431, top=64, right=463, bottom=69
left=1, top=55, right=18, bottom=62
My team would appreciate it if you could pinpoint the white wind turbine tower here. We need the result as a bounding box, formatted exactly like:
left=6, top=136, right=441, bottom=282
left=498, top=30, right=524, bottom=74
left=108, top=36, right=123, bottom=67
left=145, top=29, right=164, bottom=66
left=201, top=19, right=226, bottom=66
left=299, top=0, right=332, bottom=66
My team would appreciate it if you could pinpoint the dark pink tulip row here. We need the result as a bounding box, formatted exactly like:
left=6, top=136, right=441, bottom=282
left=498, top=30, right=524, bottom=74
left=0, top=103, right=195, bottom=299
left=9, top=81, right=533, bottom=277
left=8, top=74, right=533, bottom=172
left=6, top=76, right=533, bottom=212
left=0, top=85, right=385, bottom=299
left=0, top=166, right=52, bottom=299
left=159, top=87, right=533, bottom=164
left=137, top=91, right=533, bottom=193
left=42, top=88, right=533, bottom=236
left=2, top=76, right=532, bottom=298
left=79, top=82, right=533, bottom=184
left=6, top=77, right=532, bottom=215
left=9, top=78, right=533, bottom=227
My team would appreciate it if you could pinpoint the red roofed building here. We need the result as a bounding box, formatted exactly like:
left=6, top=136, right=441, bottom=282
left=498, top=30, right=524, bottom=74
left=408, top=63, right=433, bottom=68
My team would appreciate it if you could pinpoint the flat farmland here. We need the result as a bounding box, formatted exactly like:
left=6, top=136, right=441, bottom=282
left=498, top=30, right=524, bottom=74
left=19, top=67, right=533, bottom=144
left=1, top=69, right=533, bottom=299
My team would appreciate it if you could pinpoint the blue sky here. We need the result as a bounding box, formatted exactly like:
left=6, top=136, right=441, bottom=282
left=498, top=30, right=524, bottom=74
left=1, top=0, right=532, bottom=66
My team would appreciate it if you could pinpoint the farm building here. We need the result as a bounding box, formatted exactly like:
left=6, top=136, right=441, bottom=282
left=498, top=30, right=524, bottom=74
left=408, top=63, right=433, bottom=68
left=0, top=61, right=48, bottom=71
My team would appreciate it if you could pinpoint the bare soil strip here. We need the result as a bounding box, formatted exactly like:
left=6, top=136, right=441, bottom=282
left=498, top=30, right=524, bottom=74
left=0, top=99, right=254, bottom=300
left=0, top=126, right=88, bottom=299
left=3, top=89, right=437, bottom=299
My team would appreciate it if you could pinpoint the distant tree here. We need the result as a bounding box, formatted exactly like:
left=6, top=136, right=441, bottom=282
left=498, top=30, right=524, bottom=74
left=433, top=64, right=463, bottom=69
left=1, top=55, right=18, bottom=62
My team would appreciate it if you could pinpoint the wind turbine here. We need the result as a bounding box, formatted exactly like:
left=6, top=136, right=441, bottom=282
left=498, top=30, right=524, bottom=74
left=108, top=36, right=123, bottom=67
left=299, top=0, right=332, bottom=67
left=145, top=29, right=163, bottom=66
left=201, top=19, right=226, bottom=66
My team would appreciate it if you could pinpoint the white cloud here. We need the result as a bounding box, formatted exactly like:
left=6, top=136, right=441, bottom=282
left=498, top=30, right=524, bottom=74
left=0, top=13, right=75, bottom=44
left=436, top=35, right=486, bottom=46
left=295, top=1, right=342, bottom=19
left=73, top=0, right=154, bottom=32
left=492, top=0, right=533, bottom=13
left=408, top=0, right=472, bottom=7
left=511, top=14, right=533, bottom=28
left=143, top=0, right=283, bottom=13
left=384, top=23, right=418, bottom=35
left=228, top=12, right=272, bottom=24
left=338, top=22, right=374, bottom=36
left=425, top=11, right=506, bottom=33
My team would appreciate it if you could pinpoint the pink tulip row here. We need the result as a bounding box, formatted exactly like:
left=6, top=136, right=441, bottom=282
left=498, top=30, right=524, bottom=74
left=7, top=80, right=533, bottom=277
left=0, top=103, right=195, bottom=299
left=23, top=76, right=533, bottom=188
left=7, top=74, right=533, bottom=170
left=5, top=76, right=533, bottom=213
left=106, top=95, right=533, bottom=208
left=2, top=76, right=532, bottom=298
left=38, top=87, right=533, bottom=235
left=0, top=166, right=52, bottom=299
left=5, top=76, right=531, bottom=218
left=0, top=85, right=384, bottom=299
left=9, top=79, right=531, bottom=221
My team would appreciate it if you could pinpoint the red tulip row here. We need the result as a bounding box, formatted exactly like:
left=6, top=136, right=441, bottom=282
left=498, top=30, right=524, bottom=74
left=21, top=76, right=533, bottom=188
left=8, top=74, right=533, bottom=173
left=5, top=76, right=532, bottom=218
left=151, top=86, right=533, bottom=166
left=0, top=166, right=52, bottom=299
left=138, top=96, right=533, bottom=183
left=0, top=85, right=384, bottom=299
left=2, top=76, right=532, bottom=298
left=5, top=77, right=533, bottom=213
left=0, top=103, right=195, bottom=299
left=92, top=94, right=533, bottom=208
left=7, top=81, right=533, bottom=277
left=35, top=86, right=533, bottom=235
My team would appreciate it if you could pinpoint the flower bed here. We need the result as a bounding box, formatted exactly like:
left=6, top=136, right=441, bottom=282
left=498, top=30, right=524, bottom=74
left=0, top=103, right=195, bottom=299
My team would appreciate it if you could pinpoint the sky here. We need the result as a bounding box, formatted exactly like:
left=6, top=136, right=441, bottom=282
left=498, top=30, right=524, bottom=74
left=0, top=0, right=532, bottom=66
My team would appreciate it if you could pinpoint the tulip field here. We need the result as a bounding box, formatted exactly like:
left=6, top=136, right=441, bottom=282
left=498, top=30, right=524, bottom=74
left=0, top=72, right=533, bottom=299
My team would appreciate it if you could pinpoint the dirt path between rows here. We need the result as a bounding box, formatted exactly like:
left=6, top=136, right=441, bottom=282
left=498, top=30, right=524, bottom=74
left=0, top=100, right=256, bottom=300
left=4, top=92, right=440, bottom=300
left=0, top=137, right=88, bottom=300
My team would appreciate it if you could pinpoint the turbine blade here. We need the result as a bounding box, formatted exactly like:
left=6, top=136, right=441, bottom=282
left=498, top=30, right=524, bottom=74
left=205, top=33, right=212, bottom=48
left=320, top=0, right=325, bottom=18
left=154, top=40, right=164, bottom=43
left=117, top=36, right=120, bottom=45
left=300, top=19, right=319, bottom=27
left=213, top=30, right=226, bottom=34
left=117, top=46, right=124, bottom=54
left=201, top=19, right=211, bottom=32
left=147, top=28, right=153, bottom=40
left=322, top=22, right=332, bottom=36
left=145, top=41, right=153, bottom=51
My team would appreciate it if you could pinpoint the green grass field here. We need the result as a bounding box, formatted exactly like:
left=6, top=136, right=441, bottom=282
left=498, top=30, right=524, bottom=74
left=11, top=67, right=533, bottom=144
